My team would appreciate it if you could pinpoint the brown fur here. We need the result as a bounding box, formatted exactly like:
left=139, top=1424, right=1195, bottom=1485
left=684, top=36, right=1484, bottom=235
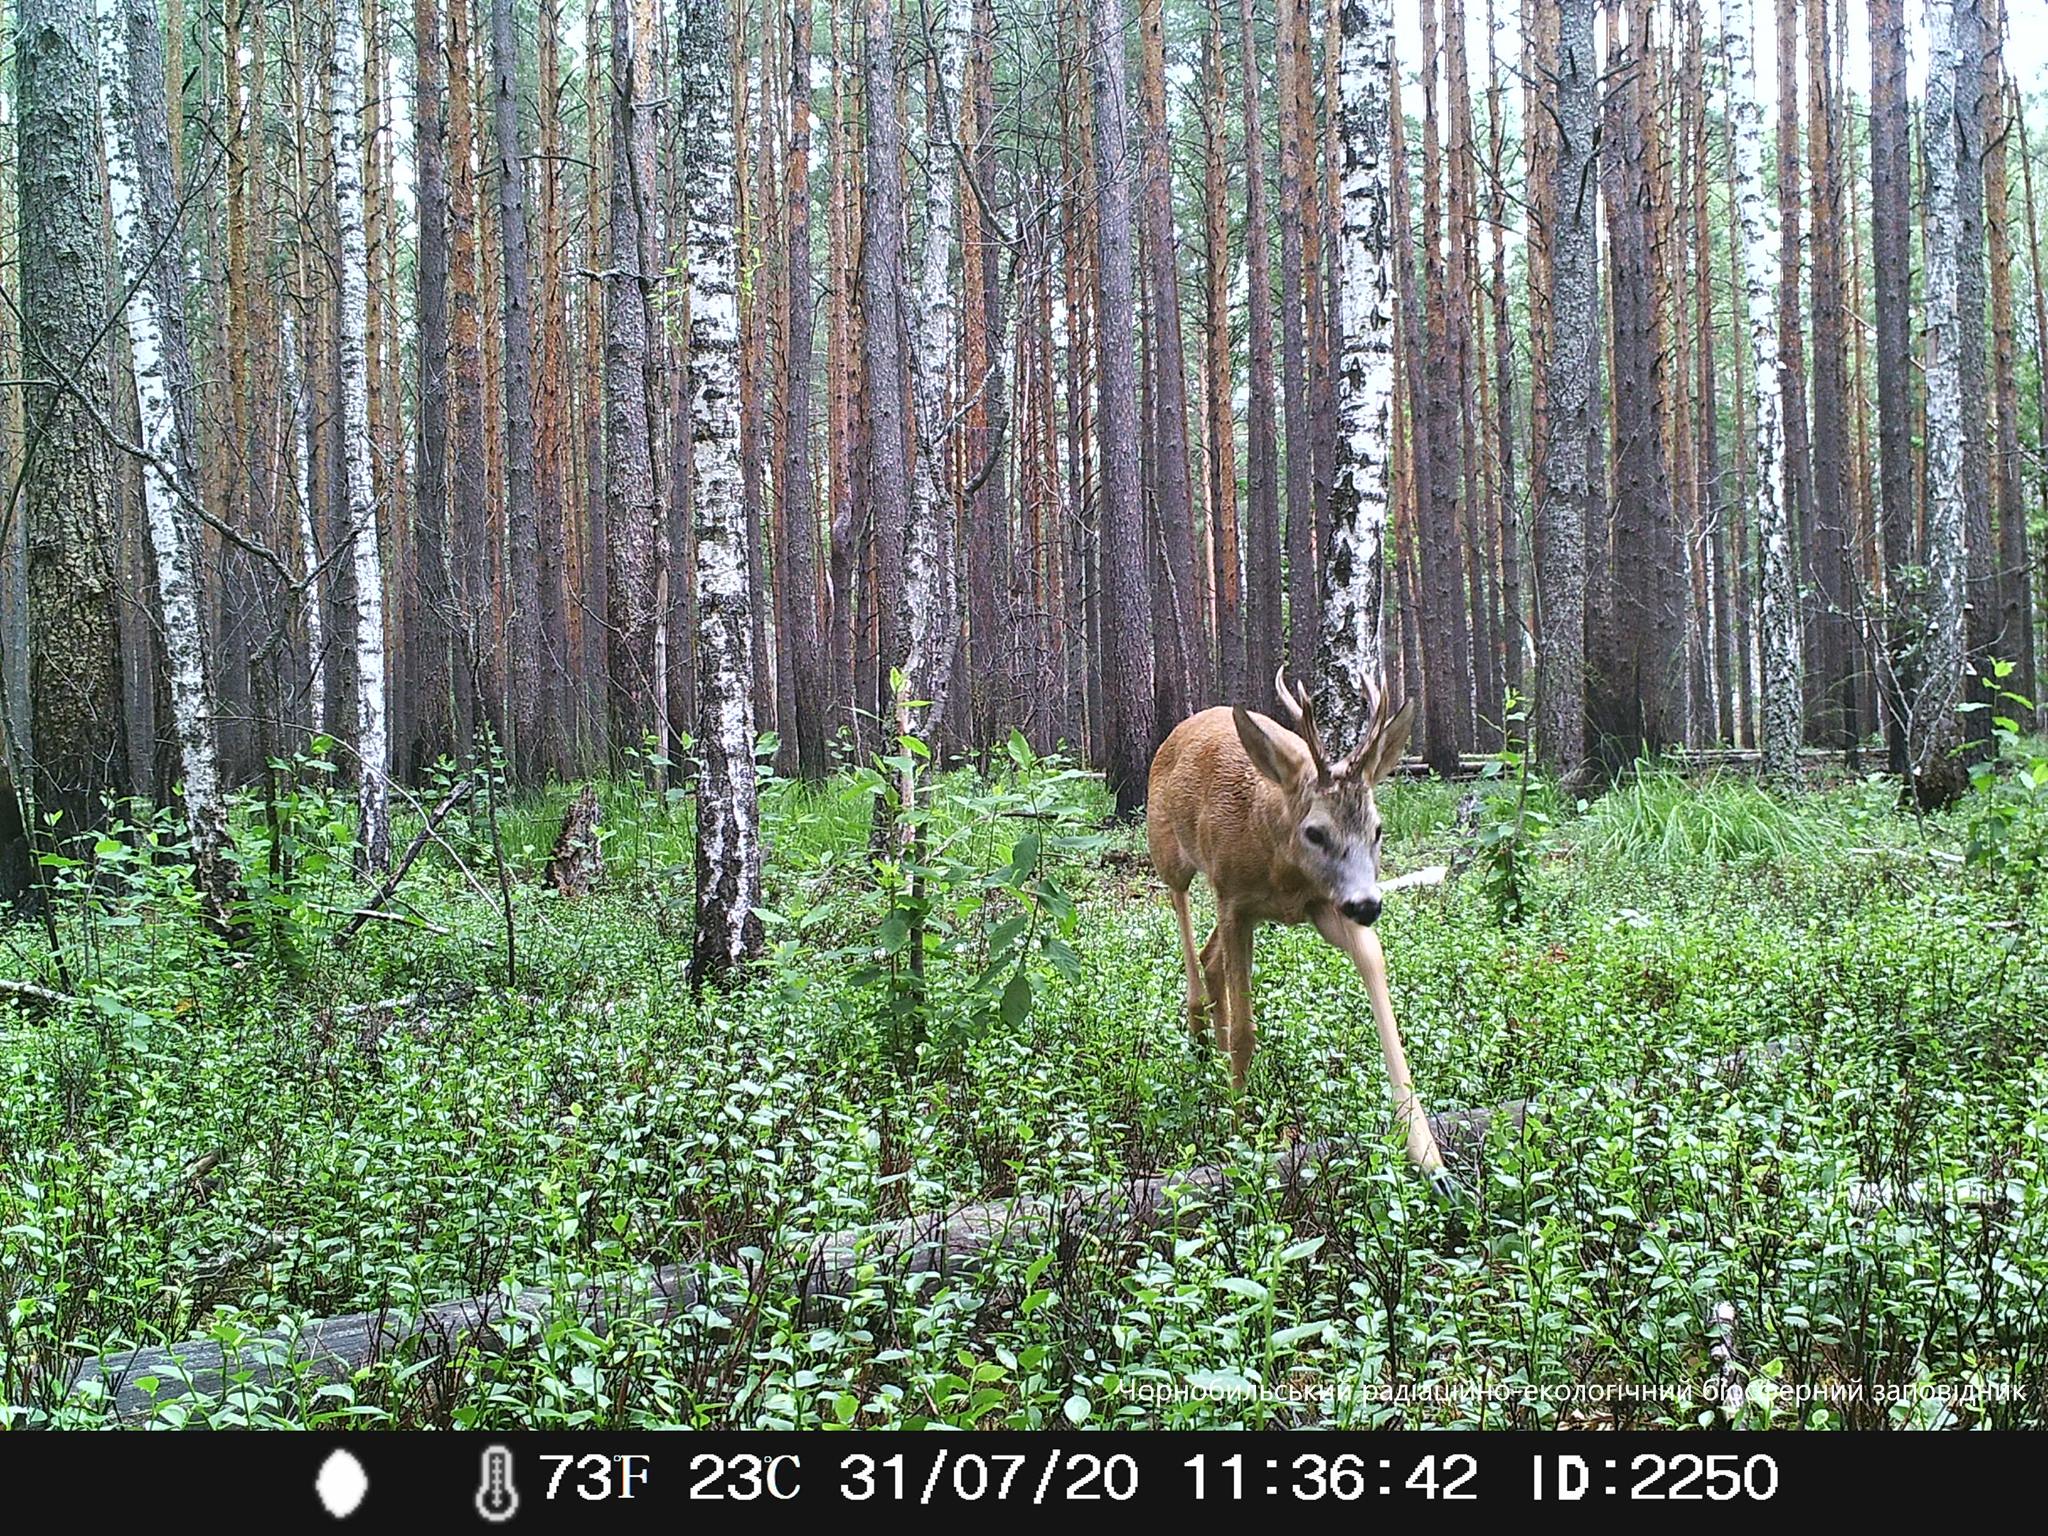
left=1145, top=691, right=1448, bottom=1187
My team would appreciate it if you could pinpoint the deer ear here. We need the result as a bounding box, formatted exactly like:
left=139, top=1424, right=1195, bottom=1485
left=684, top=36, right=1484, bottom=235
left=1355, top=698, right=1417, bottom=784
left=1234, top=706, right=1307, bottom=791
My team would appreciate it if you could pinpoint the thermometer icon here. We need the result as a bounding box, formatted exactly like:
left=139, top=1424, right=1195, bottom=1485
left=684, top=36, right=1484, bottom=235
left=475, top=1446, right=520, bottom=1524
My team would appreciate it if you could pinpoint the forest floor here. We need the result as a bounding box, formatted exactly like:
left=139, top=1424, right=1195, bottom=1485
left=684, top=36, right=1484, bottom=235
left=3, top=750, right=2046, bottom=1428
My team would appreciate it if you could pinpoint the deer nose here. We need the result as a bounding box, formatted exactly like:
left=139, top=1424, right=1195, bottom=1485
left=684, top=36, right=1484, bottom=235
left=1341, top=895, right=1382, bottom=927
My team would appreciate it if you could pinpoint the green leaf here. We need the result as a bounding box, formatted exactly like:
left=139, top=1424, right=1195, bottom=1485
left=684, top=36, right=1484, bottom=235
left=999, top=970, right=1034, bottom=1026
left=1063, top=1394, right=1091, bottom=1426
left=1277, top=1236, right=1325, bottom=1265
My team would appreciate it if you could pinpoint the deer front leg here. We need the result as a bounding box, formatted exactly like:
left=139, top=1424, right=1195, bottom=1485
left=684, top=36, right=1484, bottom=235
left=1312, top=907, right=1453, bottom=1195
left=1169, top=885, right=1208, bottom=1044
left=1220, top=916, right=1257, bottom=1090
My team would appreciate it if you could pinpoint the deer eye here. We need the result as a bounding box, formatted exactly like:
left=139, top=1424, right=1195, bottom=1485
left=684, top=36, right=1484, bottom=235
left=1302, top=825, right=1330, bottom=850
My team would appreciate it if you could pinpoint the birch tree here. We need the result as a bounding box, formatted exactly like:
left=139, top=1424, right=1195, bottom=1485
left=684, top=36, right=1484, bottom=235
left=901, top=0, right=974, bottom=741
left=682, top=0, right=764, bottom=985
left=96, top=0, right=240, bottom=928
left=1719, top=0, right=1802, bottom=782
left=1313, top=0, right=1395, bottom=745
left=1912, top=0, right=1971, bottom=806
left=332, top=0, right=392, bottom=871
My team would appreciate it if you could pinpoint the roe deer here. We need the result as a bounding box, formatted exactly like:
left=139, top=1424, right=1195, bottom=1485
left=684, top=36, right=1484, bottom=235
left=1145, top=671, right=1450, bottom=1192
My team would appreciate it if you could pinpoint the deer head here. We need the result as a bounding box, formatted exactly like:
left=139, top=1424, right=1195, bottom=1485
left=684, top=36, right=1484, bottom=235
left=1231, top=670, right=1416, bottom=927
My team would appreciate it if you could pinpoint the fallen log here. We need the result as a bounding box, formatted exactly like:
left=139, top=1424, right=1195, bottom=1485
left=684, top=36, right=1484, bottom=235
left=62, top=1096, right=1538, bottom=1422
left=62, top=1041, right=1787, bottom=1424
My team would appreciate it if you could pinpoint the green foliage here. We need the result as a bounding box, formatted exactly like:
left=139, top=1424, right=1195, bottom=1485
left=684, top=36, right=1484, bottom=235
left=1474, top=691, right=1556, bottom=925
left=1961, top=662, right=2048, bottom=893
left=773, top=724, right=1107, bottom=1072
left=5, top=751, right=2047, bottom=1430
left=1577, top=764, right=1851, bottom=866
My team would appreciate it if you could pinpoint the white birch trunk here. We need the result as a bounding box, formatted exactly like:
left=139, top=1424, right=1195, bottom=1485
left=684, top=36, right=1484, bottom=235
left=1718, top=0, right=1802, bottom=782
left=96, top=0, right=239, bottom=925
left=682, top=0, right=763, bottom=985
left=1914, top=0, right=1970, bottom=803
left=281, top=305, right=326, bottom=736
left=1315, top=0, right=1396, bottom=744
left=331, top=0, right=391, bottom=871
left=901, top=0, right=975, bottom=741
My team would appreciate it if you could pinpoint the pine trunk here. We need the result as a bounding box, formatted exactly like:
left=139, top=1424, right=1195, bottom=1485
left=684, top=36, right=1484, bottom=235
left=1239, top=0, right=1284, bottom=706
left=490, top=0, right=546, bottom=782
left=1090, top=0, right=1155, bottom=811
left=17, top=0, right=125, bottom=848
left=604, top=0, right=661, bottom=760
left=1534, top=0, right=1594, bottom=778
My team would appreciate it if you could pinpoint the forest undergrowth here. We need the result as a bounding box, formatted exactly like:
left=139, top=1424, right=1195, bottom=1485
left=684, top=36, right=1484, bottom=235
left=3, top=741, right=2046, bottom=1429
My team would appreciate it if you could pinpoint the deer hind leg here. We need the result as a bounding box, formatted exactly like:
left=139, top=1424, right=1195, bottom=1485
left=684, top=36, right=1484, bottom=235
left=1313, top=907, right=1452, bottom=1194
left=1199, top=928, right=1229, bottom=1052
left=1169, top=885, right=1209, bottom=1043
left=1220, top=917, right=1257, bottom=1090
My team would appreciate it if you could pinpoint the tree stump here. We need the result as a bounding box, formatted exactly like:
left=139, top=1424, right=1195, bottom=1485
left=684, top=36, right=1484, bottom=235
left=544, top=784, right=604, bottom=897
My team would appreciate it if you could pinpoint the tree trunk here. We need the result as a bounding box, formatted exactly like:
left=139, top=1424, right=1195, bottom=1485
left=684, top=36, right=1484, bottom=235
left=1418, top=0, right=1469, bottom=768
left=860, top=0, right=912, bottom=762
left=1984, top=5, right=2032, bottom=718
left=1202, top=0, right=1242, bottom=702
left=1313, top=0, right=1395, bottom=745
left=447, top=0, right=486, bottom=754
left=489, top=0, right=545, bottom=783
left=604, top=0, right=661, bottom=762
left=1090, top=0, right=1155, bottom=812
left=534, top=0, right=572, bottom=775
left=2016, top=49, right=2048, bottom=731
left=1277, top=0, right=1318, bottom=686
left=1805, top=0, right=1855, bottom=755
left=407, top=0, right=456, bottom=779
left=16, top=0, right=125, bottom=851
left=780, top=0, right=828, bottom=781
left=1953, top=0, right=1995, bottom=758
left=1534, top=0, right=1594, bottom=779
left=1869, top=0, right=1914, bottom=769
left=902, top=0, right=973, bottom=743
left=96, top=0, right=240, bottom=928
left=1137, top=0, right=1197, bottom=726
left=1486, top=0, right=1522, bottom=705
left=1720, top=0, right=1803, bottom=782
left=331, top=0, right=391, bottom=871
left=1915, top=0, right=1972, bottom=806
left=1592, top=0, right=1682, bottom=763
left=683, top=0, right=764, bottom=984
left=1239, top=0, right=1284, bottom=707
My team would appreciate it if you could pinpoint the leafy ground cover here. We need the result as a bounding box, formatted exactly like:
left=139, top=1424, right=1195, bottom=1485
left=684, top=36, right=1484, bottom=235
left=3, top=746, right=2045, bottom=1428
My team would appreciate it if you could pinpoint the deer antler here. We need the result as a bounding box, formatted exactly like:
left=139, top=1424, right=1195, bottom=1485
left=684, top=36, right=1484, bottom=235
left=1273, top=668, right=1334, bottom=784
left=1336, top=674, right=1388, bottom=781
